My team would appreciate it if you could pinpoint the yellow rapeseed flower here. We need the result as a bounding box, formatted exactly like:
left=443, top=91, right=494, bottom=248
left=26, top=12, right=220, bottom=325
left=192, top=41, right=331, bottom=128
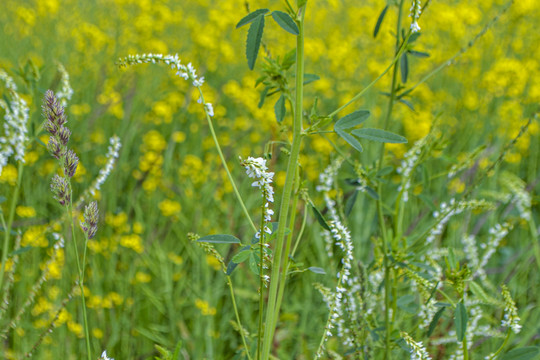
left=16, top=205, right=36, bottom=218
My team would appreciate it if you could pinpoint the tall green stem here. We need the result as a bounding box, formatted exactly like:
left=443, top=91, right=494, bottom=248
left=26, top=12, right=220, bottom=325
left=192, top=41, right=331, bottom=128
left=67, top=201, right=92, bottom=360
left=0, top=161, right=24, bottom=294
left=197, top=88, right=258, bottom=233
left=261, top=6, right=305, bottom=360
left=377, top=2, right=405, bottom=359
left=257, top=202, right=266, bottom=360
left=227, top=276, right=253, bottom=360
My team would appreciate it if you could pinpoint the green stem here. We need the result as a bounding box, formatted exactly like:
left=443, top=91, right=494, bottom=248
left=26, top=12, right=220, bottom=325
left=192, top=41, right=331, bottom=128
left=261, top=7, right=306, bottom=360
left=488, top=330, right=512, bottom=360
left=327, top=32, right=411, bottom=119
left=257, top=201, right=266, bottom=360
left=67, top=201, right=92, bottom=360
left=378, top=2, right=406, bottom=359
left=0, top=161, right=24, bottom=294
left=197, top=87, right=258, bottom=233
left=227, top=276, right=253, bottom=360
left=462, top=335, right=469, bottom=360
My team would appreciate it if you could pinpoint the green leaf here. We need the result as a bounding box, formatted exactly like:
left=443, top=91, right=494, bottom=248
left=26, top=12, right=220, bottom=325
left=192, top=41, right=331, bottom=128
left=345, top=190, right=358, bottom=217
left=334, top=110, right=371, bottom=152
left=236, top=9, right=269, bottom=28
left=335, top=110, right=370, bottom=130
left=365, top=186, right=379, bottom=200
left=308, top=267, right=326, bottom=275
left=455, top=301, right=468, bottom=342
left=226, top=261, right=239, bottom=275
left=351, top=128, right=407, bottom=144
left=258, top=86, right=270, bottom=108
left=399, top=98, right=415, bottom=112
left=274, top=94, right=286, bottom=123
left=249, top=252, right=260, bottom=275
left=397, top=294, right=419, bottom=314
left=282, top=49, right=296, bottom=70
left=373, top=5, right=388, bottom=38
left=9, top=246, right=32, bottom=257
left=400, top=53, right=409, bottom=83
left=310, top=203, right=331, bottom=231
left=409, top=50, right=430, bottom=58
left=468, top=281, right=493, bottom=304
left=232, top=249, right=251, bottom=263
left=271, top=11, right=299, bottom=35
left=303, top=73, right=320, bottom=85
left=427, top=306, right=445, bottom=336
left=409, top=32, right=421, bottom=43
left=297, top=0, right=307, bottom=7
left=501, top=347, right=540, bottom=360
left=246, top=15, right=265, bottom=70
left=198, top=234, right=241, bottom=244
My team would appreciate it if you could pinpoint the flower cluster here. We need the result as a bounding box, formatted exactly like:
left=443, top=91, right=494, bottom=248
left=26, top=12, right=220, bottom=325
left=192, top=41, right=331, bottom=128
left=501, top=172, right=531, bottom=221
left=401, top=331, right=432, bottom=360
left=427, top=199, right=495, bottom=244
left=90, top=135, right=121, bottom=196
left=409, top=0, right=422, bottom=33
left=117, top=53, right=213, bottom=116
left=397, top=137, right=426, bottom=203
left=0, top=69, right=30, bottom=175
left=240, top=156, right=274, bottom=239
left=475, top=223, right=511, bottom=280
left=80, top=201, right=99, bottom=240
left=56, top=63, right=74, bottom=107
left=42, top=90, right=78, bottom=206
left=501, top=285, right=521, bottom=334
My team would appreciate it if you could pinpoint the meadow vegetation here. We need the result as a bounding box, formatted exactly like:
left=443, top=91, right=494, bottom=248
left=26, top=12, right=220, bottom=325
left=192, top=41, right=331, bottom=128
left=0, top=0, right=539, bottom=359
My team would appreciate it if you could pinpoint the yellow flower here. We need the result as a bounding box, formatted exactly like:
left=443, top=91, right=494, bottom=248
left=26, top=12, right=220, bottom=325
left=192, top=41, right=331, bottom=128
left=16, top=205, right=36, bottom=218
left=0, top=164, right=18, bottom=186
left=134, top=271, right=152, bottom=283
left=159, top=199, right=182, bottom=217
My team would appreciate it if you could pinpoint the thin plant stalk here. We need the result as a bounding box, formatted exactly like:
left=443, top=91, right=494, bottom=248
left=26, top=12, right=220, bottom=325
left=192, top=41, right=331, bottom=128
left=261, top=6, right=306, bottom=360
left=197, top=88, right=258, bottom=233
left=227, top=276, right=253, bottom=360
left=67, top=199, right=92, bottom=360
left=257, top=201, right=266, bottom=360
left=375, top=1, right=406, bottom=358
left=0, top=161, right=24, bottom=294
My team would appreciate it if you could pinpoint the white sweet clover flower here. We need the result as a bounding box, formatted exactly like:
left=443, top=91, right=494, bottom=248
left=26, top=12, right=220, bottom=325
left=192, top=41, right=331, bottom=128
left=117, top=53, right=214, bottom=116
left=100, top=350, right=114, bottom=360
left=409, top=0, right=422, bottom=33
left=501, top=285, right=521, bottom=334
left=475, top=223, right=511, bottom=280
left=501, top=173, right=531, bottom=221
left=397, top=136, right=426, bottom=203
left=240, top=156, right=274, bottom=239
left=56, top=63, right=74, bottom=107
left=0, top=69, right=30, bottom=175
left=401, top=332, right=432, bottom=360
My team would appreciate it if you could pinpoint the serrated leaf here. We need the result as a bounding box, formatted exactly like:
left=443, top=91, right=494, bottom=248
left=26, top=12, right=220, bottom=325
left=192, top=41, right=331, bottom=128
left=373, top=5, right=388, bottom=38
left=345, top=190, right=358, bottom=217
left=232, top=249, right=251, bottom=263
left=9, top=246, right=32, bottom=257
left=336, top=129, right=363, bottom=152
left=455, top=301, right=468, bottom=342
left=409, top=50, right=430, bottom=58
left=236, top=9, right=269, bottom=28
left=226, top=261, right=239, bottom=275
left=282, top=49, right=296, bottom=70
left=409, top=32, right=421, bottom=43
left=334, top=110, right=371, bottom=130
left=271, top=11, right=299, bottom=35
left=198, top=234, right=241, bottom=244
left=427, top=306, right=445, bottom=336
left=468, top=281, right=492, bottom=304
left=397, top=294, right=418, bottom=314
left=501, top=347, right=540, bottom=360
left=246, top=15, right=265, bottom=70
left=303, top=73, right=320, bottom=85
left=310, top=203, right=331, bottom=231
left=274, top=94, right=286, bottom=123
left=258, top=86, right=270, bottom=108
left=399, top=98, right=415, bottom=111
left=308, top=267, right=326, bottom=275
left=400, top=53, right=409, bottom=83
left=351, top=128, right=407, bottom=144
left=249, top=252, right=260, bottom=275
